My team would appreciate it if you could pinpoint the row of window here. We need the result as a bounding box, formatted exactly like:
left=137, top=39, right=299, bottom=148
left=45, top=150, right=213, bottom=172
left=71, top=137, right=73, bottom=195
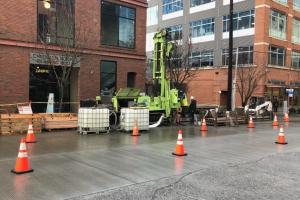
left=161, top=9, right=300, bottom=46
left=162, top=0, right=300, bottom=15
left=189, top=46, right=253, bottom=68
left=38, top=0, right=136, bottom=49
left=185, top=46, right=300, bottom=69
left=269, top=46, right=300, bottom=69
left=269, top=9, right=300, bottom=44
left=162, top=9, right=254, bottom=40
left=274, top=0, right=300, bottom=10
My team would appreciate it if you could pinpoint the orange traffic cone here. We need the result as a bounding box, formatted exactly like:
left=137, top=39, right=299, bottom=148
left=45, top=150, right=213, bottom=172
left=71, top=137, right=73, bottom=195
left=248, top=116, right=255, bottom=128
left=272, top=114, right=279, bottom=127
left=284, top=113, right=289, bottom=123
left=131, top=120, right=140, bottom=136
left=200, top=118, right=208, bottom=131
left=25, top=121, right=37, bottom=143
left=172, top=130, right=187, bottom=156
left=275, top=125, right=288, bottom=145
left=11, top=138, right=34, bottom=174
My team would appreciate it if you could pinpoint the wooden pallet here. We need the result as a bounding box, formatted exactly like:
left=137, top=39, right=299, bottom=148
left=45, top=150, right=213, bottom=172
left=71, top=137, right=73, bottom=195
left=39, top=113, right=78, bottom=131
left=0, top=114, right=42, bottom=135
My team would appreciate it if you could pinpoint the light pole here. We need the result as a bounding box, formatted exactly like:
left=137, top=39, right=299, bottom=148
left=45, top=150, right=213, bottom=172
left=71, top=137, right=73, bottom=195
left=227, top=0, right=234, bottom=111
left=232, top=48, right=239, bottom=111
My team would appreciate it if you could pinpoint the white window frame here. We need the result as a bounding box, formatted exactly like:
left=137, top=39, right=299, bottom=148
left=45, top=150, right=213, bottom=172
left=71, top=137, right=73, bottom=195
left=269, top=10, right=287, bottom=40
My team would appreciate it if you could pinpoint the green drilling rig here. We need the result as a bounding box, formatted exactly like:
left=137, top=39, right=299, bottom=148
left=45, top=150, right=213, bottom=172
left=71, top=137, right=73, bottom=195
left=112, top=29, right=188, bottom=121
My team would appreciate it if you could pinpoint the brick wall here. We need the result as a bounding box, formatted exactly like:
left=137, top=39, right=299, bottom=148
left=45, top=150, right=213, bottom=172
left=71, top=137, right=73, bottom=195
left=0, top=46, right=30, bottom=104
left=0, top=0, right=147, bottom=105
left=0, top=0, right=36, bottom=42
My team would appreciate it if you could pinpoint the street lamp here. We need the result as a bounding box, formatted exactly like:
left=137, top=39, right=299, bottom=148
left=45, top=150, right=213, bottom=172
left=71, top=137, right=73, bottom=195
left=232, top=48, right=239, bottom=111
left=43, top=1, right=51, bottom=9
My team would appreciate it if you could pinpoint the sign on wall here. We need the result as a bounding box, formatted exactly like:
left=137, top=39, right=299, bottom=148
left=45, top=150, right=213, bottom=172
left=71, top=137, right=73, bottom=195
left=286, top=89, right=294, bottom=98
left=30, top=53, right=80, bottom=67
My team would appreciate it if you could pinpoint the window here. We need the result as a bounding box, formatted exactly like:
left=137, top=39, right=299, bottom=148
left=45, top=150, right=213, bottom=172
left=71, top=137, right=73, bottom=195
left=222, top=46, right=253, bottom=65
left=190, top=50, right=214, bottom=67
left=37, top=0, right=75, bottom=46
left=146, top=32, right=155, bottom=52
left=292, top=51, right=300, bottom=69
left=100, top=61, right=117, bottom=96
left=127, top=72, right=136, bottom=87
left=295, top=0, right=300, bottom=10
left=223, top=10, right=255, bottom=32
left=269, top=10, right=287, bottom=40
left=163, top=0, right=183, bottom=15
left=190, top=18, right=215, bottom=37
left=269, top=46, right=285, bottom=66
left=166, top=25, right=183, bottom=40
left=101, top=1, right=136, bottom=48
left=274, top=0, right=288, bottom=5
left=190, top=0, right=213, bottom=7
left=147, top=6, right=158, bottom=26
left=292, top=18, right=300, bottom=43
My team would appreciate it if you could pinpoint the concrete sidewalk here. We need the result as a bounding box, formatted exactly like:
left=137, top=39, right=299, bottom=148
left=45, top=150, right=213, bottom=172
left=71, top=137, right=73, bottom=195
left=71, top=152, right=300, bottom=200
left=0, top=121, right=299, bottom=200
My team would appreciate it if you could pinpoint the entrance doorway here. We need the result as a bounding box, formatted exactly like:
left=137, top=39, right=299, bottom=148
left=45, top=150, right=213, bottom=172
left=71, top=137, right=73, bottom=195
left=220, top=91, right=228, bottom=107
left=29, top=65, right=71, bottom=113
left=100, top=61, right=117, bottom=96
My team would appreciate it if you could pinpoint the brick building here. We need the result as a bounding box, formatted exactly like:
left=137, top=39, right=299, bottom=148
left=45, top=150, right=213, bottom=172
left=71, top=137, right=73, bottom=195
left=0, top=0, right=147, bottom=112
left=146, top=0, right=300, bottom=108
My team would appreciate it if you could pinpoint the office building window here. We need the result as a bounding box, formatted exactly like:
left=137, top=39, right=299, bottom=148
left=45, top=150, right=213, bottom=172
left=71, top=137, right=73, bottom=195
left=274, top=0, right=288, bottom=5
left=292, top=51, right=300, bottom=69
left=292, top=18, right=300, bottom=44
left=100, top=61, right=117, bottom=96
left=163, top=0, right=183, bottom=15
left=147, top=6, right=158, bottom=26
left=190, top=50, right=214, bottom=67
left=222, top=46, right=253, bottom=65
left=223, top=10, right=255, bottom=32
left=269, top=46, right=285, bottom=66
left=190, top=0, right=214, bottom=7
left=295, top=0, right=300, bottom=10
left=190, top=18, right=215, bottom=37
left=101, top=1, right=136, bottom=49
left=37, top=0, right=75, bottom=46
left=166, top=25, right=183, bottom=40
left=269, top=10, right=286, bottom=40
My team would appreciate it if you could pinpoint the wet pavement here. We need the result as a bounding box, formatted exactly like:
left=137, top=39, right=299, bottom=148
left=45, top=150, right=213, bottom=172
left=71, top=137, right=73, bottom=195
left=0, top=120, right=300, bottom=200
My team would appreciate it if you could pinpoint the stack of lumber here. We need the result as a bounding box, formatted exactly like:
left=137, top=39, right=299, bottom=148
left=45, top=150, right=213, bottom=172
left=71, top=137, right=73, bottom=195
left=0, top=114, right=42, bottom=135
left=39, top=113, right=78, bottom=131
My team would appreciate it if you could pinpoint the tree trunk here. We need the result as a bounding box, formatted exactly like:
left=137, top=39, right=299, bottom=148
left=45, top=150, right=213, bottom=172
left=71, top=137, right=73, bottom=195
left=58, top=82, right=64, bottom=113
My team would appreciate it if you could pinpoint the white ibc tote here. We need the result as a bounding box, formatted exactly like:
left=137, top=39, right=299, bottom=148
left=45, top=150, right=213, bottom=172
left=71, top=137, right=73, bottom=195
left=78, top=108, right=110, bottom=134
left=120, top=108, right=149, bottom=131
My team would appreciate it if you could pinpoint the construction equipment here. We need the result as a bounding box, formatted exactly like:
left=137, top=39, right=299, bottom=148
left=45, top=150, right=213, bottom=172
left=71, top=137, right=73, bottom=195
left=112, top=30, right=187, bottom=122
left=245, top=101, right=272, bottom=119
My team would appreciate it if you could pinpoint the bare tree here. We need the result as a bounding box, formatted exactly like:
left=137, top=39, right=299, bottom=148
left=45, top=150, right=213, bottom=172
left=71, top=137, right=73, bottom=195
left=236, top=66, right=266, bottom=107
left=38, top=0, right=89, bottom=112
left=166, top=38, right=197, bottom=92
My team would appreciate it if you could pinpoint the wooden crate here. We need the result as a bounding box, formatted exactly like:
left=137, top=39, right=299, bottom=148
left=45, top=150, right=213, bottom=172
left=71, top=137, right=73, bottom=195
left=39, top=113, right=78, bottom=131
left=0, top=114, right=42, bottom=135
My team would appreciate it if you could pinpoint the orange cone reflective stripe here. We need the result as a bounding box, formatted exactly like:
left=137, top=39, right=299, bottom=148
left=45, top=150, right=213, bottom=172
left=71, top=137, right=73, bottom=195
left=25, top=122, right=37, bottom=143
left=273, top=115, right=278, bottom=126
left=11, top=138, right=34, bottom=174
left=131, top=120, right=140, bottom=136
left=248, top=116, right=255, bottom=128
left=200, top=118, right=208, bottom=131
left=275, top=125, right=288, bottom=145
left=172, top=130, right=187, bottom=156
